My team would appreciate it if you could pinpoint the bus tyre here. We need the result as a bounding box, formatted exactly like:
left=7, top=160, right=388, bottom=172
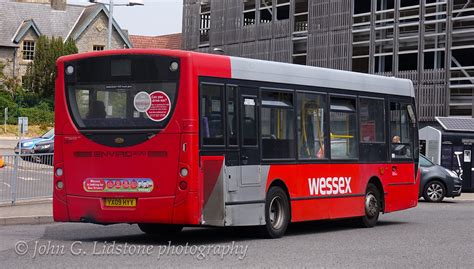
left=357, top=183, right=381, bottom=228
left=260, top=186, right=290, bottom=239
left=138, top=224, right=183, bottom=236
left=423, top=180, right=445, bottom=202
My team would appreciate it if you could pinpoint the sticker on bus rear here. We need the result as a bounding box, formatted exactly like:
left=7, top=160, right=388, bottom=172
left=83, top=178, right=154, bottom=193
left=133, top=91, right=151, bottom=112
left=146, top=91, right=171, bottom=122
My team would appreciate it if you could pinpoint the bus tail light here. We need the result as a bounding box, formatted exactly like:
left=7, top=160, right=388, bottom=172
left=179, top=180, right=188, bottom=190
left=54, top=163, right=67, bottom=202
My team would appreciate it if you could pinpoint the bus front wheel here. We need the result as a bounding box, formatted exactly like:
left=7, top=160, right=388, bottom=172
left=357, top=183, right=381, bottom=228
left=259, top=186, right=290, bottom=239
left=138, top=224, right=183, bottom=236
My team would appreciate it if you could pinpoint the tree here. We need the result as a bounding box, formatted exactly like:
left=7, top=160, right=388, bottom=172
left=24, top=36, right=78, bottom=98
left=0, top=61, right=22, bottom=99
left=0, top=61, right=4, bottom=82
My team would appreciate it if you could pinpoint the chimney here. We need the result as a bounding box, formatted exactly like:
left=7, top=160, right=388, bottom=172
left=51, top=0, right=66, bottom=11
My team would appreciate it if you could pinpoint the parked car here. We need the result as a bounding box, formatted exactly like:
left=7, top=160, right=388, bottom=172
left=14, top=128, right=54, bottom=155
left=419, top=154, right=462, bottom=202
left=32, top=140, right=54, bottom=165
left=15, top=128, right=54, bottom=162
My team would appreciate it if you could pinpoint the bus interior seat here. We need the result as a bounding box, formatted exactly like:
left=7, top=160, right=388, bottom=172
left=201, top=117, right=210, bottom=137
left=209, top=113, right=223, bottom=137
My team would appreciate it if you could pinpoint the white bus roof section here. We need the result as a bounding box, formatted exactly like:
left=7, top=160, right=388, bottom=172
left=230, top=57, right=415, bottom=97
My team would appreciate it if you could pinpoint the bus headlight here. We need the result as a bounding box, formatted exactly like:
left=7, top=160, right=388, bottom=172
left=56, top=168, right=63, bottom=177
left=180, top=167, right=189, bottom=177
left=56, top=181, right=64, bottom=190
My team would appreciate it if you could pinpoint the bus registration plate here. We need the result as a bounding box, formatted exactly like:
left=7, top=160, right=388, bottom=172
left=105, top=198, right=136, bottom=207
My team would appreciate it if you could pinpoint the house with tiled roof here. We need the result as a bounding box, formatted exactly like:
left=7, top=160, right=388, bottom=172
left=0, top=0, right=132, bottom=82
left=129, top=33, right=182, bottom=50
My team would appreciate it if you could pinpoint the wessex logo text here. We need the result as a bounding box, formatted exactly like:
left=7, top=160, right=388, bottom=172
left=308, top=177, right=352, bottom=196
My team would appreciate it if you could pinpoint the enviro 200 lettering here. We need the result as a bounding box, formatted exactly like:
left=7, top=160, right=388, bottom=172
left=308, top=177, right=352, bottom=196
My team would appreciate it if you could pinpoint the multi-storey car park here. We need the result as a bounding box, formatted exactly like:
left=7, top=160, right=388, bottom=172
left=182, top=0, right=474, bottom=122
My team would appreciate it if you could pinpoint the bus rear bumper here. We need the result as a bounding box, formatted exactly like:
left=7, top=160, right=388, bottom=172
left=57, top=195, right=178, bottom=224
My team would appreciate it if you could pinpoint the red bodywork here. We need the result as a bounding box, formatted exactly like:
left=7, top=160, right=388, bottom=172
left=54, top=49, right=418, bottom=226
left=54, top=49, right=230, bottom=225
left=266, top=163, right=418, bottom=222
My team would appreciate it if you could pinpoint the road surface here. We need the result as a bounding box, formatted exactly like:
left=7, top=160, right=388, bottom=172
left=0, top=200, right=473, bottom=267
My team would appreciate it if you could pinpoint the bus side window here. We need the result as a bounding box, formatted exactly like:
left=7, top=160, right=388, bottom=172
left=330, top=97, right=358, bottom=159
left=261, top=90, right=295, bottom=160
left=359, top=98, right=385, bottom=143
left=242, top=98, right=257, bottom=146
left=359, top=97, right=386, bottom=161
left=227, top=86, right=238, bottom=146
left=390, top=102, right=414, bottom=159
left=200, top=84, right=225, bottom=146
left=297, top=92, right=326, bottom=160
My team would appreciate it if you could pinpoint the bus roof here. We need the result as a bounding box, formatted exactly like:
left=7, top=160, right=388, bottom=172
left=228, top=56, right=415, bottom=98
left=56, top=49, right=414, bottom=98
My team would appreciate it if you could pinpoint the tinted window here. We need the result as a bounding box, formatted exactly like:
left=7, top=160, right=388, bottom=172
left=330, top=97, right=358, bottom=159
left=69, top=82, right=178, bottom=129
left=297, top=93, right=326, bottom=160
left=330, top=98, right=356, bottom=111
left=242, top=97, right=258, bottom=146
left=66, top=55, right=180, bottom=131
left=227, top=86, right=238, bottom=146
left=201, top=84, right=225, bottom=146
left=390, top=102, right=414, bottom=159
left=41, top=129, right=54, bottom=139
left=261, top=90, right=295, bottom=159
left=360, top=98, right=385, bottom=143
left=420, top=155, right=434, bottom=167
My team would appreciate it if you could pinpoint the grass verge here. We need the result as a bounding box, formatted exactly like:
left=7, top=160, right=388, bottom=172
left=0, top=124, right=53, bottom=138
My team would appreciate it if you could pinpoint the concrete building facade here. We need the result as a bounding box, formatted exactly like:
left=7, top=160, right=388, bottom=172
left=182, top=0, right=474, bottom=122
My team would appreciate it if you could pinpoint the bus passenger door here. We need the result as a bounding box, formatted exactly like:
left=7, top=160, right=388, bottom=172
left=239, top=88, right=261, bottom=185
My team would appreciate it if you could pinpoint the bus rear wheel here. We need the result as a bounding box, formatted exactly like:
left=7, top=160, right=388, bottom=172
left=357, top=183, right=381, bottom=228
left=138, top=224, right=183, bottom=236
left=260, top=186, right=290, bottom=239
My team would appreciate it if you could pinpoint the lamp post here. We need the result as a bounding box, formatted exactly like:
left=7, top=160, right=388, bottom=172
left=89, top=0, right=144, bottom=50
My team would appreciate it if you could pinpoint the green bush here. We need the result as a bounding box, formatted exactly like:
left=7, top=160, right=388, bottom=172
left=0, top=92, right=54, bottom=125
left=0, top=93, right=19, bottom=125
left=19, top=102, right=54, bottom=125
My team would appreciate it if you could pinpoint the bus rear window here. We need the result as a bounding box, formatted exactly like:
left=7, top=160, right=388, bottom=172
left=69, top=83, right=177, bottom=129
left=65, top=55, right=180, bottom=130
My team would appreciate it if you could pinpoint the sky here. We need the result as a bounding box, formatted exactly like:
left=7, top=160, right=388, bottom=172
left=69, top=0, right=183, bottom=36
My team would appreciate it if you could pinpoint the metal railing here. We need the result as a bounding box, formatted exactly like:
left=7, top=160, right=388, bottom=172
left=0, top=153, right=53, bottom=204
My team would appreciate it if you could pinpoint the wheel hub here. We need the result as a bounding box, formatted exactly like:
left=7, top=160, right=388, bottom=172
left=269, top=196, right=284, bottom=230
left=427, top=183, right=443, bottom=201
left=365, top=193, right=378, bottom=218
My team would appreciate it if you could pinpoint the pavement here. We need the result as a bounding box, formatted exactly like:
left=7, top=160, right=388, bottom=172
left=0, top=199, right=474, bottom=267
left=0, top=194, right=473, bottom=226
left=0, top=200, right=53, bottom=226
left=0, top=137, right=19, bottom=156
left=0, top=137, right=20, bottom=150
